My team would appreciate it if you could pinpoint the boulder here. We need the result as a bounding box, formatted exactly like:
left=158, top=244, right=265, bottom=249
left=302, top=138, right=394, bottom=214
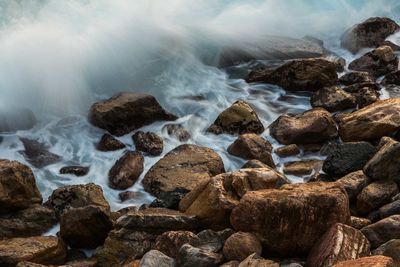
left=133, top=131, right=163, bottom=156
left=382, top=70, right=400, bottom=86
left=274, top=144, right=300, bottom=157
left=356, top=181, right=398, bottom=215
left=0, top=108, right=36, bottom=133
left=180, top=168, right=289, bottom=229
left=238, top=253, right=279, bottom=267
left=139, top=250, right=176, bottom=267
left=340, top=17, right=400, bottom=53
left=154, top=231, right=198, bottom=259
left=338, top=99, right=400, bottom=142
left=164, top=124, right=191, bottom=142
left=0, top=160, right=42, bottom=212
left=230, top=182, right=350, bottom=256
left=223, top=232, right=262, bottom=262
left=178, top=243, right=223, bottom=267
left=19, top=138, right=61, bottom=168
left=143, top=144, right=224, bottom=198
left=60, top=166, right=90, bottom=177
left=307, top=223, right=370, bottom=267
left=333, top=255, right=394, bottom=267
left=283, top=160, right=323, bottom=176
left=373, top=239, right=400, bottom=266
left=335, top=171, right=370, bottom=201
left=348, top=46, right=398, bottom=77
left=361, top=215, right=400, bottom=248
left=0, top=236, right=67, bottom=267
left=97, top=133, right=125, bottom=151
left=89, top=92, right=177, bottom=136
left=108, top=151, right=144, bottom=190
left=339, top=71, right=374, bottom=86
left=227, top=133, right=274, bottom=167
left=311, top=86, right=357, bottom=112
left=270, top=108, right=337, bottom=145
left=207, top=101, right=264, bottom=135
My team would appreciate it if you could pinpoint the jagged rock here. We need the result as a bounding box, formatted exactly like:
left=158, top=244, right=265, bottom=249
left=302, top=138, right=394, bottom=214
left=139, top=250, right=176, bottom=267
left=97, top=133, right=126, bottom=151
left=133, top=131, right=163, bottom=156
left=339, top=71, right=374, bottom=86
left=223, top=232, right=262, bottom=262
left=335, top=171, right=370, bottom=201
left=108, top=151, right=144, bottom=190
left=356, top=180, right=398, bottom=215
left=355, top=86, right=380, bottom=108
left=283, top=160, right=322, bottom=176
left=274, top=144, right=300, bottom=157
left=19, top=138, right=61, bottom=168
left=164, top=124, right=191, bottom=142
left=333, top=255, right=394, bottom=267
left=154, top=231, right=198, bottom=259
left=382, top=70, right=400, bottom=86
left=60, top=166, right=90, bottom=177
left=361, top=215, right=400, bottom=248
left=238, top=253, right=279, bottom=267
left=311, top=86, right=357, bottom=112
left=373, top=239, right=400, bottom=266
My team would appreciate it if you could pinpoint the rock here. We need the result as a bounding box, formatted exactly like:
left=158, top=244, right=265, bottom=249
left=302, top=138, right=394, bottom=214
left=0, top=160, right=42, bottom=212
left=154, top=231, right=198, bottom=259
left=223, top=232, right=262, bottom=262
left=338, top=99, right=400, bottom=142
left=361, top=215, right=400, bottom=248
left=270, top=108, right=337, bottom=145
left=356, top=181, right=398, bottom=215
left=119, top=191, right=146, bottom=202
left=164, top=124, right=191, bottom=141
left=379, top=40, right=400, bottom=51
left=335, top=171, right=370, bottom=201
left=322, top=142, right=376, bottom=178
left=311, top=86, right=357, bottom=112
left=0, top=236, right=67, bottom=267
left=45, top=183, right=110, bottom=219
left=355, top=87, right=380, bottom=108
left=139, top=250, right=176, bottom=267
left=241, top=160, right=270, bottom=169
left=108, top=151, right=144, bottom=190
left=333, top=255, right=394, bottom=267
left=348, top=46, right=398, bottom=77
left=339, top=72, right=374, bottom=86
left=350, top=216, right=371, bottom=229
left=227, top=133, right=274, bottom=167
left=383, top=70, right=400, bottom=86
left=238, top=253, right=279, bottom=267
left=89, top=92, right=177, bottom=136
left=0, top=204, right=56, bottom=239
left=207, top=101, right=264, bottom=135
left=373, top=239, right=400, bottom=266
left=0, top=108, right=36, bottom=133
left=340, top=17, right=400, bottom=53
left=221, top=261, right=240, bottom=267
left=230, top=182, right=350, bottom=256
left=343, top=82, right=379, bottom=93
left=133, top=131, right=163, bottom=156
left=178, top=244, right=224, bottom=267
left=19, top=138, right=61, bottom=168
left=15, top=262, right=46, bottom=267
left=307, top=223, right=370, bottom=267
left=364, top=137, right=400, bottom=181
left=60, top=166, right=90, bottom=177
left=274, top=144, right=300, bottom=157
left=97, top=133, right=126, bottom=151
left=191, top=228, right=234, bottom=253
left=376, top=200, right=400, bottom=220
left=143, top=144, right=224, bottom=198
left=180, top=168, right=289, bottom=229
left=60, top=205, right=113, bottom=248
left=283, top=160, right=323, bottom=176
left=149, top=189, right=189, bottom=210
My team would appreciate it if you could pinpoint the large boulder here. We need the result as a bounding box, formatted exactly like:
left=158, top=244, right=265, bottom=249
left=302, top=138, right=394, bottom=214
left=143, top=144, right=224, bottom=198
left=207, top=101, right=264, bottom=135
left=310, top=86, right=357, bottom=112
left=333, top=255, right=394, bottom=267
left=108, top=151, right=144, bottom=190
left=89, top=92, right=177, bottom=136
left=179, top=168, right=289, bottom=229
left=338, top=99, right=400, bottom=142
left=0, top=160, right=42, bottom=212
left=19, top=138, right=62, bottom=168
left=270, top=108, right=338, bottom=145
left=356, top=180, right=398, bottom=215
left=133, top=131, right=163, bottom=156
left=230, top=182, right=350, bottom=256
left=361, top=215, right=400, bottom=248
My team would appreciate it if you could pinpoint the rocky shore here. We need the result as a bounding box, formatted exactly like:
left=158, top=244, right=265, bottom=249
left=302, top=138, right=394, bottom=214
left=1, top=17, right=400, bottom=267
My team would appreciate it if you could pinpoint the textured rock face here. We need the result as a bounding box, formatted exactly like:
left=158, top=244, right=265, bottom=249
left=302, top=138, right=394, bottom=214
left=0, top=236, right=67, bottom=267
left=108, top=151, right=144, bottom=190
left=361, top=215, right=400, bottom=248
left=373, top=239, right=400, bottom=266
left=311, top=86, right=357, bottom=112
left=338, top=99, right=400, bottom=142
left=341, top=17, right=400, bottom=53
left=178, top=243, right=224, bottom=267
left=383, top=70, right=400, bottom=85
left=339, top=71, right=374, bottom=86
left=270, top=108, right=338, bottom=145
left=333, top=256, right=394, bottom=267
left=96, top=133, right=126, bottom=151
left=143, top=144, right=224, bottom=198
left=59, top=166, right=90, bottom=177
left=179, top=168, right=289, bottom=229
left=0, top=160, right=42, bottom=212
left=350, top=216, right=371, bottom=230
left=139, top=250, right=176, bottom=267
left=132, top=131, right=163, bottom=156
left=18, top=138, right=62, bottom=168
left=89, top=92, right=177, bottom=136
left=207, top=101, right=264, bottom=135
left=154, top=231, right=198, bottom=259
left=356, top=181, right=399, bottom=215
left=307, top=223, right=370, bottom=267
left=230, top=182, right=350, bottom=256
left=223, top=232, right=262, bottom=262
left=376, top=200, right=400, bottom=221
left=335, top=171, right=370, bottom=201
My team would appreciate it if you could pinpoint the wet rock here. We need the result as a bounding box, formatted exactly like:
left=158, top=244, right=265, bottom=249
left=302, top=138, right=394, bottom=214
left=207, top=100, right=264, bottom=135
left=60, top=165, right=90, bottom=177
left=164, top=124, right=191, bottom=142
left=335, top=171, right=370, bottom=201
left=139, top=250, right=176, bottom=267
left=338, top=99, right=400, bottom=142
left=230, top=182, right=350, bottom=256
left=221, top=261, right=239, bottom=267
left=356, top=180, right=398, bottom=215
left=119, top=191, right=146, bottom=202
left=241, top=160, right=270, bottom=169
left=373, top=239, right=400, bottom=266
left=133, top=131, right=163, bottom=156
left=150, top=188, right=189, bottom=210
left=376, top=200, right=400, bottom=221
left=311, top=86, right=357, bottom=112
left=348, top=46, right=398, bottom=77
left=0, top=236, right=67, bottom=267
left=108, top=151, right=144, bottom=190
left=238, top=253, right=279, bottom=267
left=0, top=108, right=36, bottom=133
left=355, top=86, right=380, bottom=108
left=178, top=243, right=224, bottom=267
left=274, top=144, right=300, bottom=157
left=97, top=133, right=126, bottom=151
left=45, top=183, right=110, bottom=219
left=270, top=108, right=337, bottom=145
left=223, top=232, right=262, bottom=262
left=60, top=205, right=113, bottom=248
left=382, top=70, right=400, bottom=87
left=154, top=231, right=198, bottom=259
left=143, top=144, right=224, bottom=198
left=333, top=255, right=394, bottom=267
left=19, top=138, right=61, bottom=168
left=341, top=17, right=400, bottom=53
left=283, top=160, right=323, bottom=176
left=361, top=215, right=400, bottom=248
left=191, top=228, right=234, bottom=253
left=0, top=204, right=56, bottom=239
left=343, top=82, right=379, bottom=94
left=227, top=133, right=274, bottom=167
left=350, top=216, right=371, bottom=230
left=307, top=223, right=370, bottom=267
left=379, top=40, right=400, bottom=51
left=180, top=168, right=289, bottom=229
left=339, top=71, right=374, bottom=86
left=89, top=92, right=177, bottom=136
left=0, top=159, right=42, bottom=212
left=322, top=142, right=376, bottom=178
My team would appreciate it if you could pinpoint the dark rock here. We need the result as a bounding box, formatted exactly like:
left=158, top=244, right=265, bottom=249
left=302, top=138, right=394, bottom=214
left=60, top=166, right=90, bottom=177
left=109, top=151, right=144, bottom=190
left=335, top=171, right=370, bottom=201
left=355, top=86, right=380, bottom=108
left=379, top=40, right=400, bottom=51
left=373, top=239, right=400, bottom=266
left=356, top=180, right=398, bottom=215
left=97, top=133, right=125, bottom=151
left=191, top=228, right=234, bottom=253
left=154, top=231, right=198, bottom=259
left=274, top=144, right=300, bottom=157
left=241, top=160, right=270, bottom=169
left=139, top=250, right=176, bottom=267
left=343, top=82, right=379, bottom=94
left=119, top=191, right=146, bottom=202
left=19, top=138, right=61, bottom=168
left=311, top=86, right=357, bottom=112
left=382, top=70, right=400, bottom=86
left=164, top=124, right=190, bottom=141
left=333, top=255, right=394, bottom=267
left=178, top=243, right=223, bottom=267
left=0, top=108, right=36, bottom=133
left=133, top=131, right=163, bottom=156
left=223, top=232, right=262, bottom=262
left=238, top=253, right=279, bottom=267
left=361, top=215, right=400, bottom=248
left=149, top=188, right=189, bottom=210
left=375, top=200, right=400, bottom=220
left=339, top=71, right=374, bottom=86
left=350, top=216, right=371, bottom=229
left=283, top=160, right=323, bottom=176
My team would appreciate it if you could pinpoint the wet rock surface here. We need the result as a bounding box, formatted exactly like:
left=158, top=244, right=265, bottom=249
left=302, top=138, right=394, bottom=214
left=108, top=151, right=144, bottom=190
left=133, top=131, right=164, bottom=156
left=59, top=165, right=90, bottom=177
left=19, top=138, right=62, bottom=168
left=97, top=133, right=126, bottom=151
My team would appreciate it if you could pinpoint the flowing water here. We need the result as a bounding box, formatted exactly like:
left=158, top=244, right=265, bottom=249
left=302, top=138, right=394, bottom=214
left=0, top=0, right=400, bottom=212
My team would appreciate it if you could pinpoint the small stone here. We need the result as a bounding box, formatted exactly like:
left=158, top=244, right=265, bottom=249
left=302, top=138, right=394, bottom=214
left=283, top=160, right=323, bottom=176
left=223, top=232, right=262, bottom=262
left=238, top=253, right=279, bottom=267
left=60, top=166, right=90, bottom=177
left=164, top=124, right=191, bottom=141
left=333, top=255, right=394, bottom=267
left=109, top=151, right=144, bottom=190
left=154, top=231, right=198, bottom=259
left=350, top=216, right=371, bottom=229
left=274, top=144, right=300, bottom=157
left=133, top=131, right=163, bottom=156
left=335, top=171, right=370, bottom=201
left=178, top=244, right=224, bottom=267
left=97, top=134, right=125, bottom=151
left=356, top=181, right=399, bottom=215
left=139, top=250, right=176, bottom=267
left=373, top=239, right=400, bottom=266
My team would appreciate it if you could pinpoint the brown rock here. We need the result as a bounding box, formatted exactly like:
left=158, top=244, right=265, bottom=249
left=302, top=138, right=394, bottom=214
left=274, top=144, right=300, bottom=157
left=339, top=71, right=374, bottom=86
left=221, top=261, right=240, bottom=267
left=108, top=151, right=144, bottom=190
left=164, top=124, right=191, bottom=141
left=19, top=138, right=62, bottom=168
left=230, top=182, right=350, bottom=256
left=333, top=255, right=394, bottom=267
left=283, top=160, right=323, bottom=176
left=335, top=171, right=370, bottom=201
left=97, top=133, right=126, bottom=151
left=350, top=216, right=371, bottom=229
left=133, top=131, right=163, bottom=156
left=241, top=160, right=270, bottom=169
left=178, top=243, right=224, bottom=267
left=60, top=166, right=90, bottom=177
left=379, top=40, right=400, bottom=51
left=154, top=231, right=198, bottom=259
left=223, top=232, right=262, bottom=262
left=89, top=92, right=177, bottom=136
left=139, top=250, right=176, bottom=267
left=238, top=253, right=279, bottom=267
left=382, top=70, right=400, bottom=86
left=373, top=239, right=400, bottom=266
left=355, top=86, right=380, bottom=108
left=356, top=180, right=398, bottom=215
left=361, top=215, right=400, bottom=248
left=311, top=86, right=357, bottom=112
left=270, top=108, right=338, bottom=145
left=143, top=144, right=224, bottom=198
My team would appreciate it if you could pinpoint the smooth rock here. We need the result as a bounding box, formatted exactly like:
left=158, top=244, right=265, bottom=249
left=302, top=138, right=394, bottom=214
left=108, top=151, right=144, bottom=190
left=376, top=200, right=400, bottom=220
left=19, top=138, right=61, bottom=168
left=311, top=86, right=357, bottom=112
left=361, top=215, right=400, bottom=248
left=133, top=131, right=163, bottom=156
left=223, top=232, right=262, bottom=262
left=178, top=243, right=224, bottom=267
left=283, top=160, right=322, bottom=176
left=335, top=171, right=370, bottom=201
left=373, top=239, right=400, bottom=266
left=356, top=181, right=398, bottom=215
left=97, top=133, right=126, bottom=151
left=274, top=144, right=300, bottom=157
